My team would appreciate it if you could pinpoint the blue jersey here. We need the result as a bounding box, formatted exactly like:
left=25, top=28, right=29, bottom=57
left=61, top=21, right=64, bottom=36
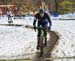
left=33, top=12, right=52, bottom=28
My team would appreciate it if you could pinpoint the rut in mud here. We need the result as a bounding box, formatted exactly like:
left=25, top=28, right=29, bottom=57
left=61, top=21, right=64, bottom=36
left=32, top=31, right=59, bottom=61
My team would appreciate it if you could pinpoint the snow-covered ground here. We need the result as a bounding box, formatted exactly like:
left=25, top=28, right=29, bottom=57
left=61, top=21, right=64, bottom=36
left=0, top=16, right=37, bottom=59
left=0, top=14, right=75, bottom=60
left=0, top=26, right=37, bottom=59
left=0, top=15, right=34, bottom=25
left=51, top=12, right=75, bottom=20
left=51, top=20, right=75, bottom=57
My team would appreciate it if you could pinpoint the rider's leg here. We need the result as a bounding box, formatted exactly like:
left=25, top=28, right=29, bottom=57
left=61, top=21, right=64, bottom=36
left=37, top=36, right=40, bottom=50
left=43, top=29, right=47, bottom=46
left=8, top=17, right=9, bottom=21
left=37, top=29, right=41, bottom=50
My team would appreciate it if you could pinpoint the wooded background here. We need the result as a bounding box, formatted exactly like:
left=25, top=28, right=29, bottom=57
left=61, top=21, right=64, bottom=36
left=0, top=0, right=75, bottom=14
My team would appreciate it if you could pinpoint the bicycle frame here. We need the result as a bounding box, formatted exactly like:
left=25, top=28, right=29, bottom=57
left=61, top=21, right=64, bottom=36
left=40, top=28, right=44, bottom=37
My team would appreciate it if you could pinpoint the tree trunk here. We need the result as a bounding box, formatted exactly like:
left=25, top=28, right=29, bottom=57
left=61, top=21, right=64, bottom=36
left=54, top=0, right=59, bottom=13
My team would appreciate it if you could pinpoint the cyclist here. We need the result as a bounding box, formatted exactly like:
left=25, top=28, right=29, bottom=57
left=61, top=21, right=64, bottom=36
left=33, top=8, right=52, bottom=50
left=7, top=10, right=13, bottom=23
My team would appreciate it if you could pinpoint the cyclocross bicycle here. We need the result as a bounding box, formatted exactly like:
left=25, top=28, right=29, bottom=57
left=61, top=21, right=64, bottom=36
left=36, top=26, right=48, bottom=57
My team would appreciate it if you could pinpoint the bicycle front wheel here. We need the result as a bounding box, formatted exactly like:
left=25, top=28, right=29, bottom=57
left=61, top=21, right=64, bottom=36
left=39, top=36, right=44, bottom=56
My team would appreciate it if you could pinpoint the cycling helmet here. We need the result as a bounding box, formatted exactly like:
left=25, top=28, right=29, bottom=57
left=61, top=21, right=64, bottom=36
left=38, top=8, right=45, bottom=14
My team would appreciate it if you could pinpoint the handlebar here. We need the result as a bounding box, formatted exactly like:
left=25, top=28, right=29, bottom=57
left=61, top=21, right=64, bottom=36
left=25, top=25, right=51, bottom=32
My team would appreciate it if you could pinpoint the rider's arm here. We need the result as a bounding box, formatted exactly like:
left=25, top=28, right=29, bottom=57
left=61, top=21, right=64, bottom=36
left=46, top=13, right=52, bottom=26
left=33, top=13, right=38, bottom=27
left=33, top=17, right=37, bottom=27
left=33, top=14, right=38, bottom=31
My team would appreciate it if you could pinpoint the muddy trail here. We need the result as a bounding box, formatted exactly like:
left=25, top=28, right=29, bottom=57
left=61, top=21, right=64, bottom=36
left=32, top=31, right=59, bottom=61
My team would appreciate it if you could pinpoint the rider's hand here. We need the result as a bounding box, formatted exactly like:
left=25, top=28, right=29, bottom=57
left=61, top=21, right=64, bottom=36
left=48, top=27, right=51, bottom=30
left=50, top=23, right=52, bottom=26
left=34, top=26, right=36, bottom=32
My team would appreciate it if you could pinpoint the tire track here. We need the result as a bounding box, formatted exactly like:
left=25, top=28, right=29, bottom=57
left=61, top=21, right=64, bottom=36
left=32, top=31, right=59, bottom=61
